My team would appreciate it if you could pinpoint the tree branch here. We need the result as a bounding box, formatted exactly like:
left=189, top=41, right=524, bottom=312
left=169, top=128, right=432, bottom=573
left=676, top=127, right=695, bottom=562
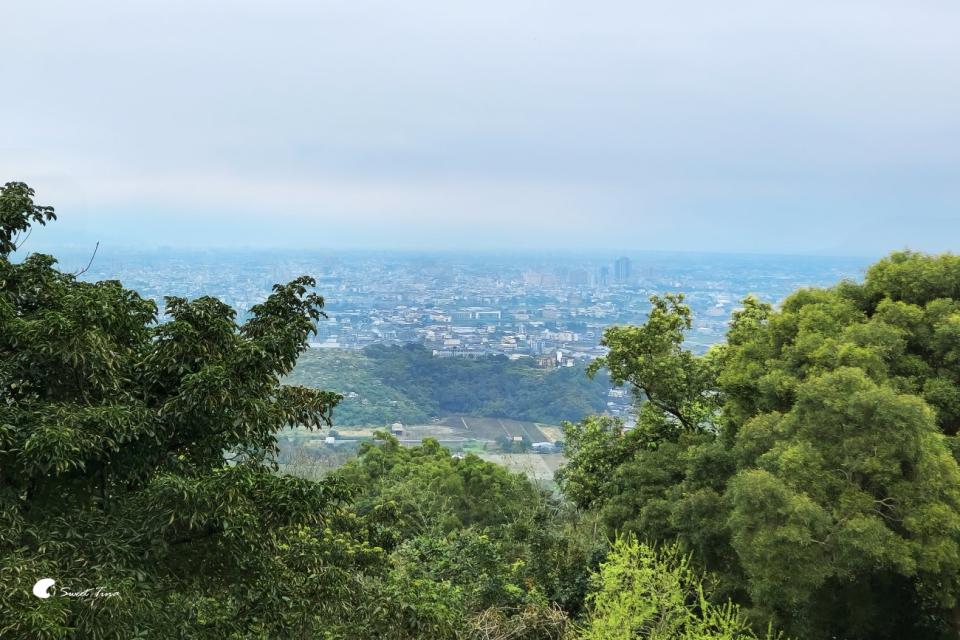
left=73, top=241, right=100, bottom=276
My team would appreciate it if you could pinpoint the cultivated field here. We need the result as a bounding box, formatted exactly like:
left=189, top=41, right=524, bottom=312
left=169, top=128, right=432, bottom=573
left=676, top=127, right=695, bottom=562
left=289, top=415, right=557, bottom=445
left=280, top=415, right=567, bottom=485
left=432, top=416, right=552, bottom=442
left=475, top=453, right=565, bottom=483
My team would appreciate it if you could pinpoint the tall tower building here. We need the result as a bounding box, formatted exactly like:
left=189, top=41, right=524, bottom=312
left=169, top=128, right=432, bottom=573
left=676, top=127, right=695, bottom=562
left=598, top=265, right=610, bottom=286
left=614, top=257, right=631, bottom=283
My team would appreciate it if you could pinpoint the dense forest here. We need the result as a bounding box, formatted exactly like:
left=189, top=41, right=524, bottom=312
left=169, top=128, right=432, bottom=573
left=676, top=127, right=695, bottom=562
left=5, top=182, right=960, bottom=639
left=286, top=344, right=611, bottom=426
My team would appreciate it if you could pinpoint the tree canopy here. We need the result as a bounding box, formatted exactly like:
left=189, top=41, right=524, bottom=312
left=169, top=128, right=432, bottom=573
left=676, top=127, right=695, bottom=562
left=561, top=252, right=960, bottom=639
left=580, top=536, right=780, bottom=640
left=0, top=181, right=359, bottom=637
left=285, top=343, right=611, bottom=427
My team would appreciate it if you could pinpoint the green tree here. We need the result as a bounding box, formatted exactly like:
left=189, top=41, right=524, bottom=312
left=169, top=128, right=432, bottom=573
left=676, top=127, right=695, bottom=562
left=579, top=535, right=780, bottom=640
left=556, top=415, right=635, bottom=510
left=587, top=294, right=721, bottom=435
left=564, top=255, right=960, bottom=639
left=0, top=182, right=393, bottom=638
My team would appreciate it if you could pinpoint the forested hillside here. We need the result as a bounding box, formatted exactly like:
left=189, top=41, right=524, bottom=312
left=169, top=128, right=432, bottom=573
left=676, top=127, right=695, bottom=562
left=286, top=344, right=611, bottom=426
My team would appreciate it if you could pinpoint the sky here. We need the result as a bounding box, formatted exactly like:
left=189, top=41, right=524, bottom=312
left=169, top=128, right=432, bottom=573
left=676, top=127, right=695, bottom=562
left=1, top=0, right=958, bottom=255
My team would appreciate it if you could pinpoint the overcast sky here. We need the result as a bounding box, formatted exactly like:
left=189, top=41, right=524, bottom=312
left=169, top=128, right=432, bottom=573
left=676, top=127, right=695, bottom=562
left=2, top=0, right=958, bottom=254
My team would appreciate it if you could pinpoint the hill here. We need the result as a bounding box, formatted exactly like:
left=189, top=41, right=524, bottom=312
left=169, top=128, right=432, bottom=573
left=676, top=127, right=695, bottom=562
left=286, top=343, right=612, bottom=426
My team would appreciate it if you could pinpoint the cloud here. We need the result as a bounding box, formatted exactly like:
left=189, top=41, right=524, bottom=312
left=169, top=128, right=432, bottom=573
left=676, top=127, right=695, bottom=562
left=1, top=0, right=958, bottom=252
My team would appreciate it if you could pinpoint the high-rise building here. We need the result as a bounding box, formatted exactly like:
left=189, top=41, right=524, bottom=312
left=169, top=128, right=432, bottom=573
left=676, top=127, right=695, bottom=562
left=598, top=265, right=610, bottom=286
left=568, top=269, right=590, bottom=286
left=614, top=257, right=631, bottom=283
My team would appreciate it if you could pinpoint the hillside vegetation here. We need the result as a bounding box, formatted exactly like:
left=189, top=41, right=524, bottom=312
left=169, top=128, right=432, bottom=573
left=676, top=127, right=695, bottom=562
left=560, top=261, right=960, bottom=639
left=287, top=344, right=611, bottom=426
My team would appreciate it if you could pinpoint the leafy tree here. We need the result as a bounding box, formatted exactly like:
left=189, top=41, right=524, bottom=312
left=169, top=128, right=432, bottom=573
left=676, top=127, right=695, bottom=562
left=332, top=433, right=606, bottom=634
left=556, top=416, right=634, bottom=510
left=587, top=294, right=721, bottom=435
left=0, top=183, right=408, bottom=638
left=579, top=536, right=780, bottom=640
left=0, top=182, right=56, bottom=255
left=564, top=256, right=960, bottom=639
left=336, top=434, right=544, bottom=541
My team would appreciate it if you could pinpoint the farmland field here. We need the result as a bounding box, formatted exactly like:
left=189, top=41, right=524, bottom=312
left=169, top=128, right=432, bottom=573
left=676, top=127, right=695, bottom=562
left=278, top=414, right=567, bottom=485
left=475, top=453, right=565, bottom=484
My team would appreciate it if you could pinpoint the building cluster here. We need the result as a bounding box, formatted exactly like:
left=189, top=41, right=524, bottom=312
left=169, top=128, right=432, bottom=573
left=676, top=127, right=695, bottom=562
left=79, top=250, right=869, bottom=363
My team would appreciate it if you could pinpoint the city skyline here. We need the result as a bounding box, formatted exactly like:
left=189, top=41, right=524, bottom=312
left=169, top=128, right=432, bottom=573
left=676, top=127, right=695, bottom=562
left=65, top=247, right=870, bottom=356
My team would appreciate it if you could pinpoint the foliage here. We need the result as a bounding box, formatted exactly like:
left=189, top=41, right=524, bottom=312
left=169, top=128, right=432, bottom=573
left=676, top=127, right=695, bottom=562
left=579, top=536, right=779, bottom=640
left=286, top=343, right=611, bottom=426
left=0, top=183, right=385, bottom=638
left=587, top=294, right=721, bottom=434
left=0, top=181, right=56, bottom=257
left=334, top=433, right=607, bottom=618
left=337, top=434, right=541, bottom=540
left=285, top=348, right=432, bottom=426
left=563, top=256, right=960, bottom=639
left=555, top=416, right=637, bottom=510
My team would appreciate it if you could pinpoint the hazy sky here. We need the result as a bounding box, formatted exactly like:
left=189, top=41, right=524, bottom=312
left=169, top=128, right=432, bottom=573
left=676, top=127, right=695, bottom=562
left=2, top=1, right=958, bottom=254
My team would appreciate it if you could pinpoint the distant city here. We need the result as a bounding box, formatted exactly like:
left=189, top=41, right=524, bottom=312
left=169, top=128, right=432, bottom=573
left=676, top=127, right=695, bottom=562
left=60, top=248, right=872, bottom=360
